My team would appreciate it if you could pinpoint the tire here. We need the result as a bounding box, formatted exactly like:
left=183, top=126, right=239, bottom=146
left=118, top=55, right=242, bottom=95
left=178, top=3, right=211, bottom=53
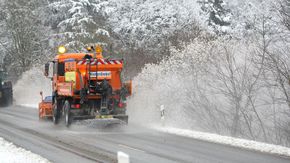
left=53, top=98, right=60, bottom=125
left=64, top=100, right=72, bottom=127
left=1, top=87, right=12, bottom=107
left=53, top=107, right=58, bottom=124
left=7, top=87, right=13, bottom=106
left=0, top=90, right=4, bottom=107
left=38, top=109, right=42, bottom=121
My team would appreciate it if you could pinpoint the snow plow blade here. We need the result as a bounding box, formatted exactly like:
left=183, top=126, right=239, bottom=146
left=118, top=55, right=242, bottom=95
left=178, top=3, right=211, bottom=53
left=73, top=115, right=128, bottom=124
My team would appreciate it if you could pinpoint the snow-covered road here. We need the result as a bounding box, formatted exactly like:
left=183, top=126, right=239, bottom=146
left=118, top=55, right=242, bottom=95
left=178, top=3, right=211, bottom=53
left=0, top=105, right=289, bottom=163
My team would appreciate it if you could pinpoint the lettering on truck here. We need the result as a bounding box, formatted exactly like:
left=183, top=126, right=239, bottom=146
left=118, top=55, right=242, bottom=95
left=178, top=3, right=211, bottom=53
left=90, top=71, right=112, bottom=79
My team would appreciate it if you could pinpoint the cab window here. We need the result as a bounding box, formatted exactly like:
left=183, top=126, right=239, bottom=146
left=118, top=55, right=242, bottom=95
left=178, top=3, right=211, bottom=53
left=53, top=62, right=65, bottom=76
left=58, top=63, right=65, bottom=76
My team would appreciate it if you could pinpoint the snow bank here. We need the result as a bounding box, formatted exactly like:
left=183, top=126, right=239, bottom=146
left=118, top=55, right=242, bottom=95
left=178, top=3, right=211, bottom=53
left=14, top=67, right=51, bottom=108
left=0, top=137, right=50, bottom=163
left=18, top=104, right=38, bottom=109
left=156, top=127, right=290, bottom=157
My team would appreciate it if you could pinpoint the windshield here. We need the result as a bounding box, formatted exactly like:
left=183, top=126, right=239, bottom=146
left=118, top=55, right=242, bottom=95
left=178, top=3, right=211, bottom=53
left=44, top=96, right=52, bottom=102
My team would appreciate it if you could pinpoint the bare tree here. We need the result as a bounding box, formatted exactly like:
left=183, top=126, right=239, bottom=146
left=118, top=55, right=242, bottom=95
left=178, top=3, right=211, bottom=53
left=0, top=0, right=46, bottom=78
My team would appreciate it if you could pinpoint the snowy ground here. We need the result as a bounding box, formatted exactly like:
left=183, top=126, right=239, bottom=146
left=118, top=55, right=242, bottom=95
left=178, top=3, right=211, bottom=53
left=18, top=104, right=38, bottom=109
left=0, top=137, right=50, bottom=163
left=17, top=101, right=290, bottom=158
left=155, top=126, right=290, bottom=158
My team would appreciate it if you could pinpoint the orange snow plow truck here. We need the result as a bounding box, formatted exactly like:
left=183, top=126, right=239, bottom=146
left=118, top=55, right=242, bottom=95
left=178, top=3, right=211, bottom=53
left=42, top=45, right=132, bottom=127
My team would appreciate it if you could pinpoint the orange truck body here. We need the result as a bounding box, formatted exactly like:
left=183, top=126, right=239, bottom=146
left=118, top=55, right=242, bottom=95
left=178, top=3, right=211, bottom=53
left=43, top=47, right=132, bottom=126
left=39, top=100, right=53, bottom=119
left=54, top=53, right=126, bottom=97
left=38, top=95, right=53, bottom=119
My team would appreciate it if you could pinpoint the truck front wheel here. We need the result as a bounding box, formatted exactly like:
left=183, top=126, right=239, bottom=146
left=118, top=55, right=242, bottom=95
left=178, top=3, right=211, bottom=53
left=53, top=98, right=60, bottom=125
left=64, top=100, right=72, bottom=127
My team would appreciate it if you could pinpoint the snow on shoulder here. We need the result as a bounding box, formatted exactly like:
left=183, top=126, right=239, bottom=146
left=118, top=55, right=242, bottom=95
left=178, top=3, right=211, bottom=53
left=0, top=137, right=50, bottom=163
left=156, top=127, right=290, bottom=158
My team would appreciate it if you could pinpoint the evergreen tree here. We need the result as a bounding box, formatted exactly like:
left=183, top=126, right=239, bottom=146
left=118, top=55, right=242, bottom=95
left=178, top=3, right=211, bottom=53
left=280, top=0, right=290, bottom=30
left=48, top=0, right=111, bottom=52
left=199, top=0, right=232, bottom=34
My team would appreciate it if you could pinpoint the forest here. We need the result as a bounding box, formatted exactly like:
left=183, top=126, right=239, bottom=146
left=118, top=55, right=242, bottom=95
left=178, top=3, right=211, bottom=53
left=0, top=0, right=290, bottom=147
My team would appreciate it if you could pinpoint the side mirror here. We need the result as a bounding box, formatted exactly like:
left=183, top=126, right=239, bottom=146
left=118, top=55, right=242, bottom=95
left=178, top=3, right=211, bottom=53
left=44, top=63, right=49, bottom=77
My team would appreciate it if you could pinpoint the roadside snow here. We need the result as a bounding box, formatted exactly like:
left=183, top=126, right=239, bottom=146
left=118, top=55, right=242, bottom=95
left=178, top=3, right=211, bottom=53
left=0, top=137, right=50, bottom=163
left=18, top=104, right=38, bottom=109
left=156, top=127, right=290, bottom=157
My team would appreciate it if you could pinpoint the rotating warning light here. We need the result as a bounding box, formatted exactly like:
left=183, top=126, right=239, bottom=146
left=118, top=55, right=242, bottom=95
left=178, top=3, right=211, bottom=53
left=87, top=46, right=92, bottom=52
left=96, top=45, right=102, bottom=54
left=58, top=46, right=66, bottom=54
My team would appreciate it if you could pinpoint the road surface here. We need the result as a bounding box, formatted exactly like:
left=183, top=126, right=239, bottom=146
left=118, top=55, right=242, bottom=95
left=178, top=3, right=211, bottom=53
left=0, top=106, right=289, bottom=163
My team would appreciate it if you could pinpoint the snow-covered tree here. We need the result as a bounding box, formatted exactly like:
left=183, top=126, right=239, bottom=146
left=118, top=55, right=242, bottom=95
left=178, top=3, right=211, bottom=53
left=0, top=0, right=48, bottom=78
left=107, top=0, right=202, bottom=58
left=198, top=0, right=232, bottom=34
left=280, top=0, right=290, bottom=30
left=49, top=0, right=111, bottom=52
